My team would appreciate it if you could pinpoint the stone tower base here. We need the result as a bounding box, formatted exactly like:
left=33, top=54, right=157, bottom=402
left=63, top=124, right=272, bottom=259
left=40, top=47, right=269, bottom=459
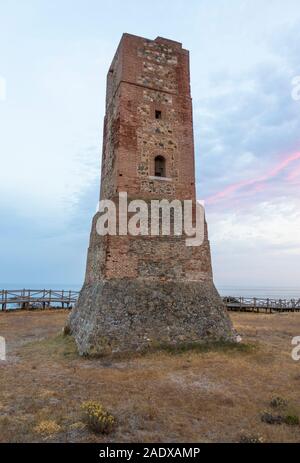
left=68, top=279, right=235, bottom=356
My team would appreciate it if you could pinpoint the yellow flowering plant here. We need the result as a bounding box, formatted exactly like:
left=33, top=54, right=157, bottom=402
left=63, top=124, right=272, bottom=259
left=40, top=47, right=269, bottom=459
left=81, top=401, right=116, bottom=434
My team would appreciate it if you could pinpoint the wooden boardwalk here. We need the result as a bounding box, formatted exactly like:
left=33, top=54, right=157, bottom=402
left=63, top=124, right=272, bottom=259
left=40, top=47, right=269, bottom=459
left=0, top=290, right=300, bottom=313
left=224, top=296, right=300, bottom=313
left=0, top=289, right=79, bottom=311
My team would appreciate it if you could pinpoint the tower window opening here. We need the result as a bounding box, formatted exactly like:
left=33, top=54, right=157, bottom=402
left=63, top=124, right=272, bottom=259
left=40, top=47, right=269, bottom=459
left=155, top=110, right=162, bottom=120
left=155, top=155, right=166, bottom=177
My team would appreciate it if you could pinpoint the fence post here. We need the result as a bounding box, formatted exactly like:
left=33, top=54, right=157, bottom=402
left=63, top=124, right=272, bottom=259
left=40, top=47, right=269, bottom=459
left=42, top=289, right=46, bottom=309
left=4, top=290, right=7, bottom=312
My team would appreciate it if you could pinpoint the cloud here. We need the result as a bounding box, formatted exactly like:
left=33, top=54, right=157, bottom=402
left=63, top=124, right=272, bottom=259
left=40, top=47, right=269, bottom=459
left=194, top=26, right=300, bottom=215
left=206, top=151, right=300, bottom=204
left=191, top=18, right=300, bottom=287
left=1, top=1, right=300, bottom=286
left=209, top=198, right=300, bottom=250
left=207, top=197, right=300, bottom=288
left=0, top=76, right=6, bottom=101
left=0, top=40, right=107, bottom=229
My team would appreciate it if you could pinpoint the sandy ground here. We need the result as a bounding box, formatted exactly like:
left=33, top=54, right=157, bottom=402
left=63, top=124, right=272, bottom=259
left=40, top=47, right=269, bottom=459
left=0, top=309, right=300, bottom=443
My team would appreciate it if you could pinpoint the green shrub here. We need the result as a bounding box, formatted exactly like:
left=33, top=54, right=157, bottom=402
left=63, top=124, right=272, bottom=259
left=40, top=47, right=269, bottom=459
left=284, top=415, right=300, bottom=426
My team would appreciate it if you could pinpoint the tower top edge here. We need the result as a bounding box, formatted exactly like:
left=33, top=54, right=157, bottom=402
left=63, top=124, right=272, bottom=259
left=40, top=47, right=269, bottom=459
left=119, top=32, right=187, bottom=51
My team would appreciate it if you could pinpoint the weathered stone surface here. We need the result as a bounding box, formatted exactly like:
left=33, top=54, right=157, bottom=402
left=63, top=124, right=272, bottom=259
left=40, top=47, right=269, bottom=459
left=69, top=279, right=234, bottom=356
left=68, top=33, right=235, bottom=355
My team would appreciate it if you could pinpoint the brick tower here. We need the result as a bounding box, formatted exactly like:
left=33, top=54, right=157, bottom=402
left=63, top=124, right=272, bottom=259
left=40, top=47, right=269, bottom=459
left=68, top=34, right=234, bottom=355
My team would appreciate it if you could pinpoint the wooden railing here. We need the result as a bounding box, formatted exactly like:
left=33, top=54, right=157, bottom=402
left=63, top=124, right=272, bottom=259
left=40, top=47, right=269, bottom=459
left=0, top=289, right=79, bottom=311
left=1, top=290, right=299, bottom=313
left=223, top=296, right=300, bottom=313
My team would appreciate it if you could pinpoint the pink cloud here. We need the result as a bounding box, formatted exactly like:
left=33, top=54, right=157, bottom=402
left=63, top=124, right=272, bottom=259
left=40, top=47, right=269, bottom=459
left=206, top=151, right=300, bottom=204
left=288, top=164, right=300, bottom=181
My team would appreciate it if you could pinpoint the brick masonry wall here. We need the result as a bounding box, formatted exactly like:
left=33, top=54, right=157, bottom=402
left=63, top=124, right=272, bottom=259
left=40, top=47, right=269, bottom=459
left=93, top=33, right=211, bottom=282
left=101, top=34, right=195, bottom=201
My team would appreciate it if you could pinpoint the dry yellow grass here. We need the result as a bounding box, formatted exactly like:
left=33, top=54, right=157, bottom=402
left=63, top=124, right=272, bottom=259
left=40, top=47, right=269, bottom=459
left=0, top=309, right=300, bottom=442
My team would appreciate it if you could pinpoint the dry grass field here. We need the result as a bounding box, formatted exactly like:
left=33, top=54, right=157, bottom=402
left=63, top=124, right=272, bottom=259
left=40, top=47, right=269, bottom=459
left=0, top=309, right=300, bottom=443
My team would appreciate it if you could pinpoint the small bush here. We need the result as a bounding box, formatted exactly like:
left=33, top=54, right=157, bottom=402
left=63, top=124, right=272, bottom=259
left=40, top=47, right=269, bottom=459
left=284, top=415, right=300, bottom=426
left=81, top=401, right=116, bottom=434
left=240, top=434, right=264, bottom=443
left=63, top=324, right=71, bottom=336
left=261, top=411, right=284, bottom=425
left=34, top=420, right=61, bottom=436
left=270, top=397, right=288, bottom=409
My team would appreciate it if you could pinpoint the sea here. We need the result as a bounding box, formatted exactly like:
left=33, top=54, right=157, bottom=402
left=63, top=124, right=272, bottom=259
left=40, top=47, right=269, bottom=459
left=217, top=285, right=300, bottom=299
left=1, top=283, right=300, bottom=299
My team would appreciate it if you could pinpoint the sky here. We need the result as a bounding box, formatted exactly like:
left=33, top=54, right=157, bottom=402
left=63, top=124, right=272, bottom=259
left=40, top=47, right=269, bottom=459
left=0, top=0, right=300, bottom=289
